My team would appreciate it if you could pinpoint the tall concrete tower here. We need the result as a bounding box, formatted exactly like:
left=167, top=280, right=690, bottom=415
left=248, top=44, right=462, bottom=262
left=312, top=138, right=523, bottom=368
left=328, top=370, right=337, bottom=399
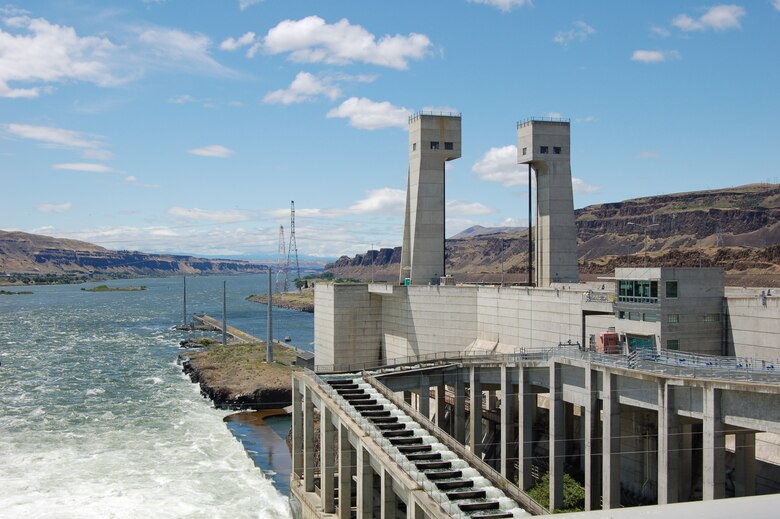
left=517, top=119, right=579, bottom=286
left=400, top=113, right=461, bottom=285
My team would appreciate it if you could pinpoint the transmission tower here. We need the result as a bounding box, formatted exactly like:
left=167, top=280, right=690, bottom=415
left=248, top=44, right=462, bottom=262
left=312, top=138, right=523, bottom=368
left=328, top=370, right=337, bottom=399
left=287, top=200, right=302, bottom=288
left=276, top=225, right=288, bottom=293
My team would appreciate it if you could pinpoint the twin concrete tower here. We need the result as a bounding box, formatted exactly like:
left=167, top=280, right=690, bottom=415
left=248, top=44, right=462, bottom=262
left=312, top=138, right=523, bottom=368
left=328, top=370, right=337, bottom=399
left=400, top=113, right=578, bottom=286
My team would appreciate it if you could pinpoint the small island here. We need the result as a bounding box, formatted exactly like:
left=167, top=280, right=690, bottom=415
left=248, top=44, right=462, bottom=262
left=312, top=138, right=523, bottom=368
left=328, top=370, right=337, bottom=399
left=0, top=290, right=33, bottom=295
left=247, top=288, right=314, bottom=313
left=81, top=284, right=147, bottom=292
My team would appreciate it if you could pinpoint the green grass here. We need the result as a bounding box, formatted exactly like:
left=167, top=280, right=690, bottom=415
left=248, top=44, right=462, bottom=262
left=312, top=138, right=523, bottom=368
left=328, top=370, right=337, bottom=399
left=0, top=290, right=33, bottom=295
left=81, top=284, right=146, bottom=292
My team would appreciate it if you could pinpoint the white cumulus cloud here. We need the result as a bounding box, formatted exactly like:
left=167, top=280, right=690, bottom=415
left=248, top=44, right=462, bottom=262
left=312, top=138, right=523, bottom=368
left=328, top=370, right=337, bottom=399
left=187, top=145, right=234, bottom=158
left=572, top=177, right=600, bottom=193
left=263, top=72, right=341, bottom=105
left=348, top=188, right=406, bottom=215
left=238, top=0, right=262, bottom=11
left=472, top=145, right=526, bottom=187
left=672, top=5, right=746, bottom=31
left=631, top=50, right=680, bottom=63
left=327, top=97, right=411, bottom=130
left=37, top=202, right=72, bottom=213
left=52, top=162, right=114, bottom=173
left=0, top=15, right=119, bottom=98
left=138, top=27, right=234, bottom=76
left=263, top=16, right=431, bottom=69
left=467, top=0, right=532, bottom=12
left=553, top=21, right=596, bottom=46
left=167, top=206, right=251, bottom=223
left=220, top=31, right=256, bottom=51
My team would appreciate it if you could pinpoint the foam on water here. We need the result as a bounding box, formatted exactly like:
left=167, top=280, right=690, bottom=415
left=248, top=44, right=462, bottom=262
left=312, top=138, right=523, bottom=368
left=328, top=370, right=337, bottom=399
left=0, top=276, right=296, bottom=518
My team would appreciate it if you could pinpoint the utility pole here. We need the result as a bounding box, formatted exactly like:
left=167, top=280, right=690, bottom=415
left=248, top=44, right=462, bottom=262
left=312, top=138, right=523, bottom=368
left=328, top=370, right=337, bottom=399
left=267, top=268, right=273, bottom=363
left=182, top=276, right=187, bottom=327
left=222, top=280, right=227, bottom=346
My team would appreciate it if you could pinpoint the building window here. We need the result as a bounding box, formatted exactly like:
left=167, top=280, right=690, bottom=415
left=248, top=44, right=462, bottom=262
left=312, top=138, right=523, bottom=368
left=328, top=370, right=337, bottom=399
left=522, top=147, right=527, bottom=155
left=666, top=281, right=678, bottom=298
left=412, top=143, right=417, bottom=151
left=444, top=142, right=454, bottom=150
left=667, top=339, right=679, bottom=350
left=553, top=146, right=562, bottom=154
left=618, top=310, right=626, bottom=319
left=618, top=279, right=659, bottom=303
left=667, top=314, right=679, bottom=324
left=629, top=312, right=640, bottom=321
left=430, top=141, right=440, bottom=150
left=704, top=313, right=720, bottom=322
left=540, top=146, right=549, bottom=154
left=643, top=313, right=658, bottom=322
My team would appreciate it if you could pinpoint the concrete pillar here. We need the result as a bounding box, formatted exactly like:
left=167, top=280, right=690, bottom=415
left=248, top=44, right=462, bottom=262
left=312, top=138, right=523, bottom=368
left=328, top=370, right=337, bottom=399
left=549, top=362, right=564, bottom=511
left=679, top=423, right=693, bottom=501
left=658, top=382, right=680, bottom=504
left=407, top=493, right=426, bottom=519
left=488, top=389, right=498, bottom=455
left=381, top=468, right=397, bottom=519
left=303, top=384, right=315, bottom=493
left=500, top=365, right=517, bottom=480
left=292, top=377, right=303, bottom=479
left=321, top=406, right=336, bottom=513
left=357, top=445, right=373, bottom=519
left=702, top=388, right=726, bottom=500
left=338, top=424, right=354, bottom=519
left=435, top=384, right=446, bottom=430
left=454, top=372, right=466, bottom=444
left=518, top=366, right=534, bottom=491
left=584, top=368, right=600, bottom=511
left=602, top=373, right=621, bottom=509
left=470, top=366, right=483, bottom=456
left=419, top=374, right=430, bottom=420
left=734, top=432, right=756, bottom=497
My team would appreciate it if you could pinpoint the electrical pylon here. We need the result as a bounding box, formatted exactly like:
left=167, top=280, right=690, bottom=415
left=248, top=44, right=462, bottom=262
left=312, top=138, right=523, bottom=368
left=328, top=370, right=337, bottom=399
left=276, top=225, right=288, bottom=293
left=287, top=200, right=302, bottom=288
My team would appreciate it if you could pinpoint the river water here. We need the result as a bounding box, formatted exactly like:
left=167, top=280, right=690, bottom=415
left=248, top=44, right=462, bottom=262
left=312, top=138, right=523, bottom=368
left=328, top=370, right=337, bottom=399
left=0, top=275, right=313, bottom=518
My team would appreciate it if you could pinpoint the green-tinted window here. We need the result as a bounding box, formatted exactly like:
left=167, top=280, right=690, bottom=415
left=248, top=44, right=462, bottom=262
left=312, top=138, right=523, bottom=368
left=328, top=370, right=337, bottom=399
left=667, top=339, right=679, bottom=350
left=644, top=313, right=658, bottom=322
left=667, top=314, right=679, bottom=323
left=666, top=281, right=678, bottom=298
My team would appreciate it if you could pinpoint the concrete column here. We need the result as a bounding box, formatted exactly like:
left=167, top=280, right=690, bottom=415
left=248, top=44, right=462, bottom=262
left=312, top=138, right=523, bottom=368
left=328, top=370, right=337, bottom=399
left=584, top=368, right=600, bottom=511
left=303, top=384, right=315, bottom=493
left=734, top=432, right=756, bottom=497
left=357, top=445, right=373, bottom=519
left=658, top=382, right=679, bottom=504
left=454, top=372, right=466, bottom=444
left=407, top=493, right=426, bottom=519
left=500, top=365, right=517, bottom=479
left=470, top=366, right=483, bottom=456
left=488, top=389, right=498, bottom=457
left=518, top=366, right=534, bottom=491
left=381, top=468, right=397, bottom=519
left=549, top=362, right=564, bottom=511
left=435, top=384, right=446, bottom=430
left=338, top=424, right=354, bottom=519
left=702, top=387, right=726, bottom=500
left=602, top=373, right=621, bottom=509
left=679, top=423, right=693, bottom=501
left=419, top=374, right=430, bottom=420
left=321, top=406, right=336, bottom=513
left=292, top=377, right=303, bottom=479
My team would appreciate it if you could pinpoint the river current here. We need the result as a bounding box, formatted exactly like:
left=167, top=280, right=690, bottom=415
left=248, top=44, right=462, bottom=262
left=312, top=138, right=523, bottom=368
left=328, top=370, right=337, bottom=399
left=0, top=275, right=313, bottom=518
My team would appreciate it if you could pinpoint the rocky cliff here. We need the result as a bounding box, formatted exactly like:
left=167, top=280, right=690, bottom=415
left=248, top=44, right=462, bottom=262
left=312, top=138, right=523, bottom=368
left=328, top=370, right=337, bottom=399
left=325, top=183, right=780, bottom=286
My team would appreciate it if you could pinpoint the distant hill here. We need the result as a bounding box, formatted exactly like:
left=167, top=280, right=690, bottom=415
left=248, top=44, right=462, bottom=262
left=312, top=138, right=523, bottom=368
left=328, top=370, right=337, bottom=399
left=325, top=183, right=780, bottom=287
left=0, top=230, right=269, bottom=283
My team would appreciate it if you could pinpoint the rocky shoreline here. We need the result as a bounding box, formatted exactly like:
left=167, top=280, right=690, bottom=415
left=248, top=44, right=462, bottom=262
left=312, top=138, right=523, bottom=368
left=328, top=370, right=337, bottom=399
left=246, top=290, right=314, bottom=313
left=178, top=342, right=296, bottom=410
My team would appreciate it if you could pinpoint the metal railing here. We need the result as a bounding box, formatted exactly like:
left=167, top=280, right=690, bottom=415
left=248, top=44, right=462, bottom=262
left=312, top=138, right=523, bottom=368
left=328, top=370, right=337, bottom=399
left=517, top=117, right=570, bottom=127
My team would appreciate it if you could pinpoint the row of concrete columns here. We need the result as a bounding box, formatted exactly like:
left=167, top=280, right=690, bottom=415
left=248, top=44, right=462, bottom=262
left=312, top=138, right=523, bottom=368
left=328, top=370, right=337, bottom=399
left=407, top=364, right=759, bottom=512
left=292, top=378, right=424, bottom=519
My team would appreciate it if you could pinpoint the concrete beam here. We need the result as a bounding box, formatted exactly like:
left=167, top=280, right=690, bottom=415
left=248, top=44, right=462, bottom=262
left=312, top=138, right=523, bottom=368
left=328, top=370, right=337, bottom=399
left=518, top=366, right=534, bottom=491
left=338, top=423, right=354, bottom=519
left=321, top=406, right=336, bottom=513
left=470, top=366, right=483, bottom=456
left=357, top=445, right=373, bottom=519
left=381, top=468, right=397, bottom=519
left=584, top=368, right=600, bottom=511
left=292, top=377, right=303, bottom=479
left=303, top=384, right=315, bottom=493
left=602, top=373, right=621, bottom=509
left=658, top=382, right=680, bottom=504
left=702, top=388, right=726, bottom=500
left=501, top=365, right=517, bottom=479
left=420, top=374, right=430, bottom=420
left=550, top=362, right=565, bottom=511
left=454, top=373, right=466, bottom=444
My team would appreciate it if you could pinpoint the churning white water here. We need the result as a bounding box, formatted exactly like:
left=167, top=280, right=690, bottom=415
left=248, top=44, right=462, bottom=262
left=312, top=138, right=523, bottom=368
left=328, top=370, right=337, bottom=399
left=0, top=276, right=301, bottom=518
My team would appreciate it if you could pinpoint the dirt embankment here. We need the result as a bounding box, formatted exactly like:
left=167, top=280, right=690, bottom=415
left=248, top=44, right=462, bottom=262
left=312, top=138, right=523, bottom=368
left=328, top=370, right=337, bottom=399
left=247, top=289, right=314, bottom=313
left=179, top=342, right=298, bottom=410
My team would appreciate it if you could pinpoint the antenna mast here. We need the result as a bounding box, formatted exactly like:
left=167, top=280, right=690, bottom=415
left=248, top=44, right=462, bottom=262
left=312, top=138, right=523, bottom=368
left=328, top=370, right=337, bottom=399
left=287, top=200, right=302, bottom=288
left=276, top=225, right=288, bottom=293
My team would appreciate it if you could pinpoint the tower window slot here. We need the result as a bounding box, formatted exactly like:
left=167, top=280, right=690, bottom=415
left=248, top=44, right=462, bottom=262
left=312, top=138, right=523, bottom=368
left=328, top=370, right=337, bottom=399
left=430, top=141, right=440, bottom=150
left=540, top=146, right=549, bottom=154
left=444, top=142, right=454, bottom=150
left=522, top=147, right=527, bottom=155
left=412, top=143, right=417, bottom=151
left=553, top=146, right=562, bottom=154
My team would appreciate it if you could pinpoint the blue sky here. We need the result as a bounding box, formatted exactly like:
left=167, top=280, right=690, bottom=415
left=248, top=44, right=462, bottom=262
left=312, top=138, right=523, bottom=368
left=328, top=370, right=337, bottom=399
left=2, top=0, right=779, bottom=259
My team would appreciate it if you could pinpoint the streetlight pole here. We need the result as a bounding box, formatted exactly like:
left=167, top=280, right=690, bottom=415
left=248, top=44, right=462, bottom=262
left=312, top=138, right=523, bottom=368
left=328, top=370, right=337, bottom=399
left=627, top=222, right=659, bottom=267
